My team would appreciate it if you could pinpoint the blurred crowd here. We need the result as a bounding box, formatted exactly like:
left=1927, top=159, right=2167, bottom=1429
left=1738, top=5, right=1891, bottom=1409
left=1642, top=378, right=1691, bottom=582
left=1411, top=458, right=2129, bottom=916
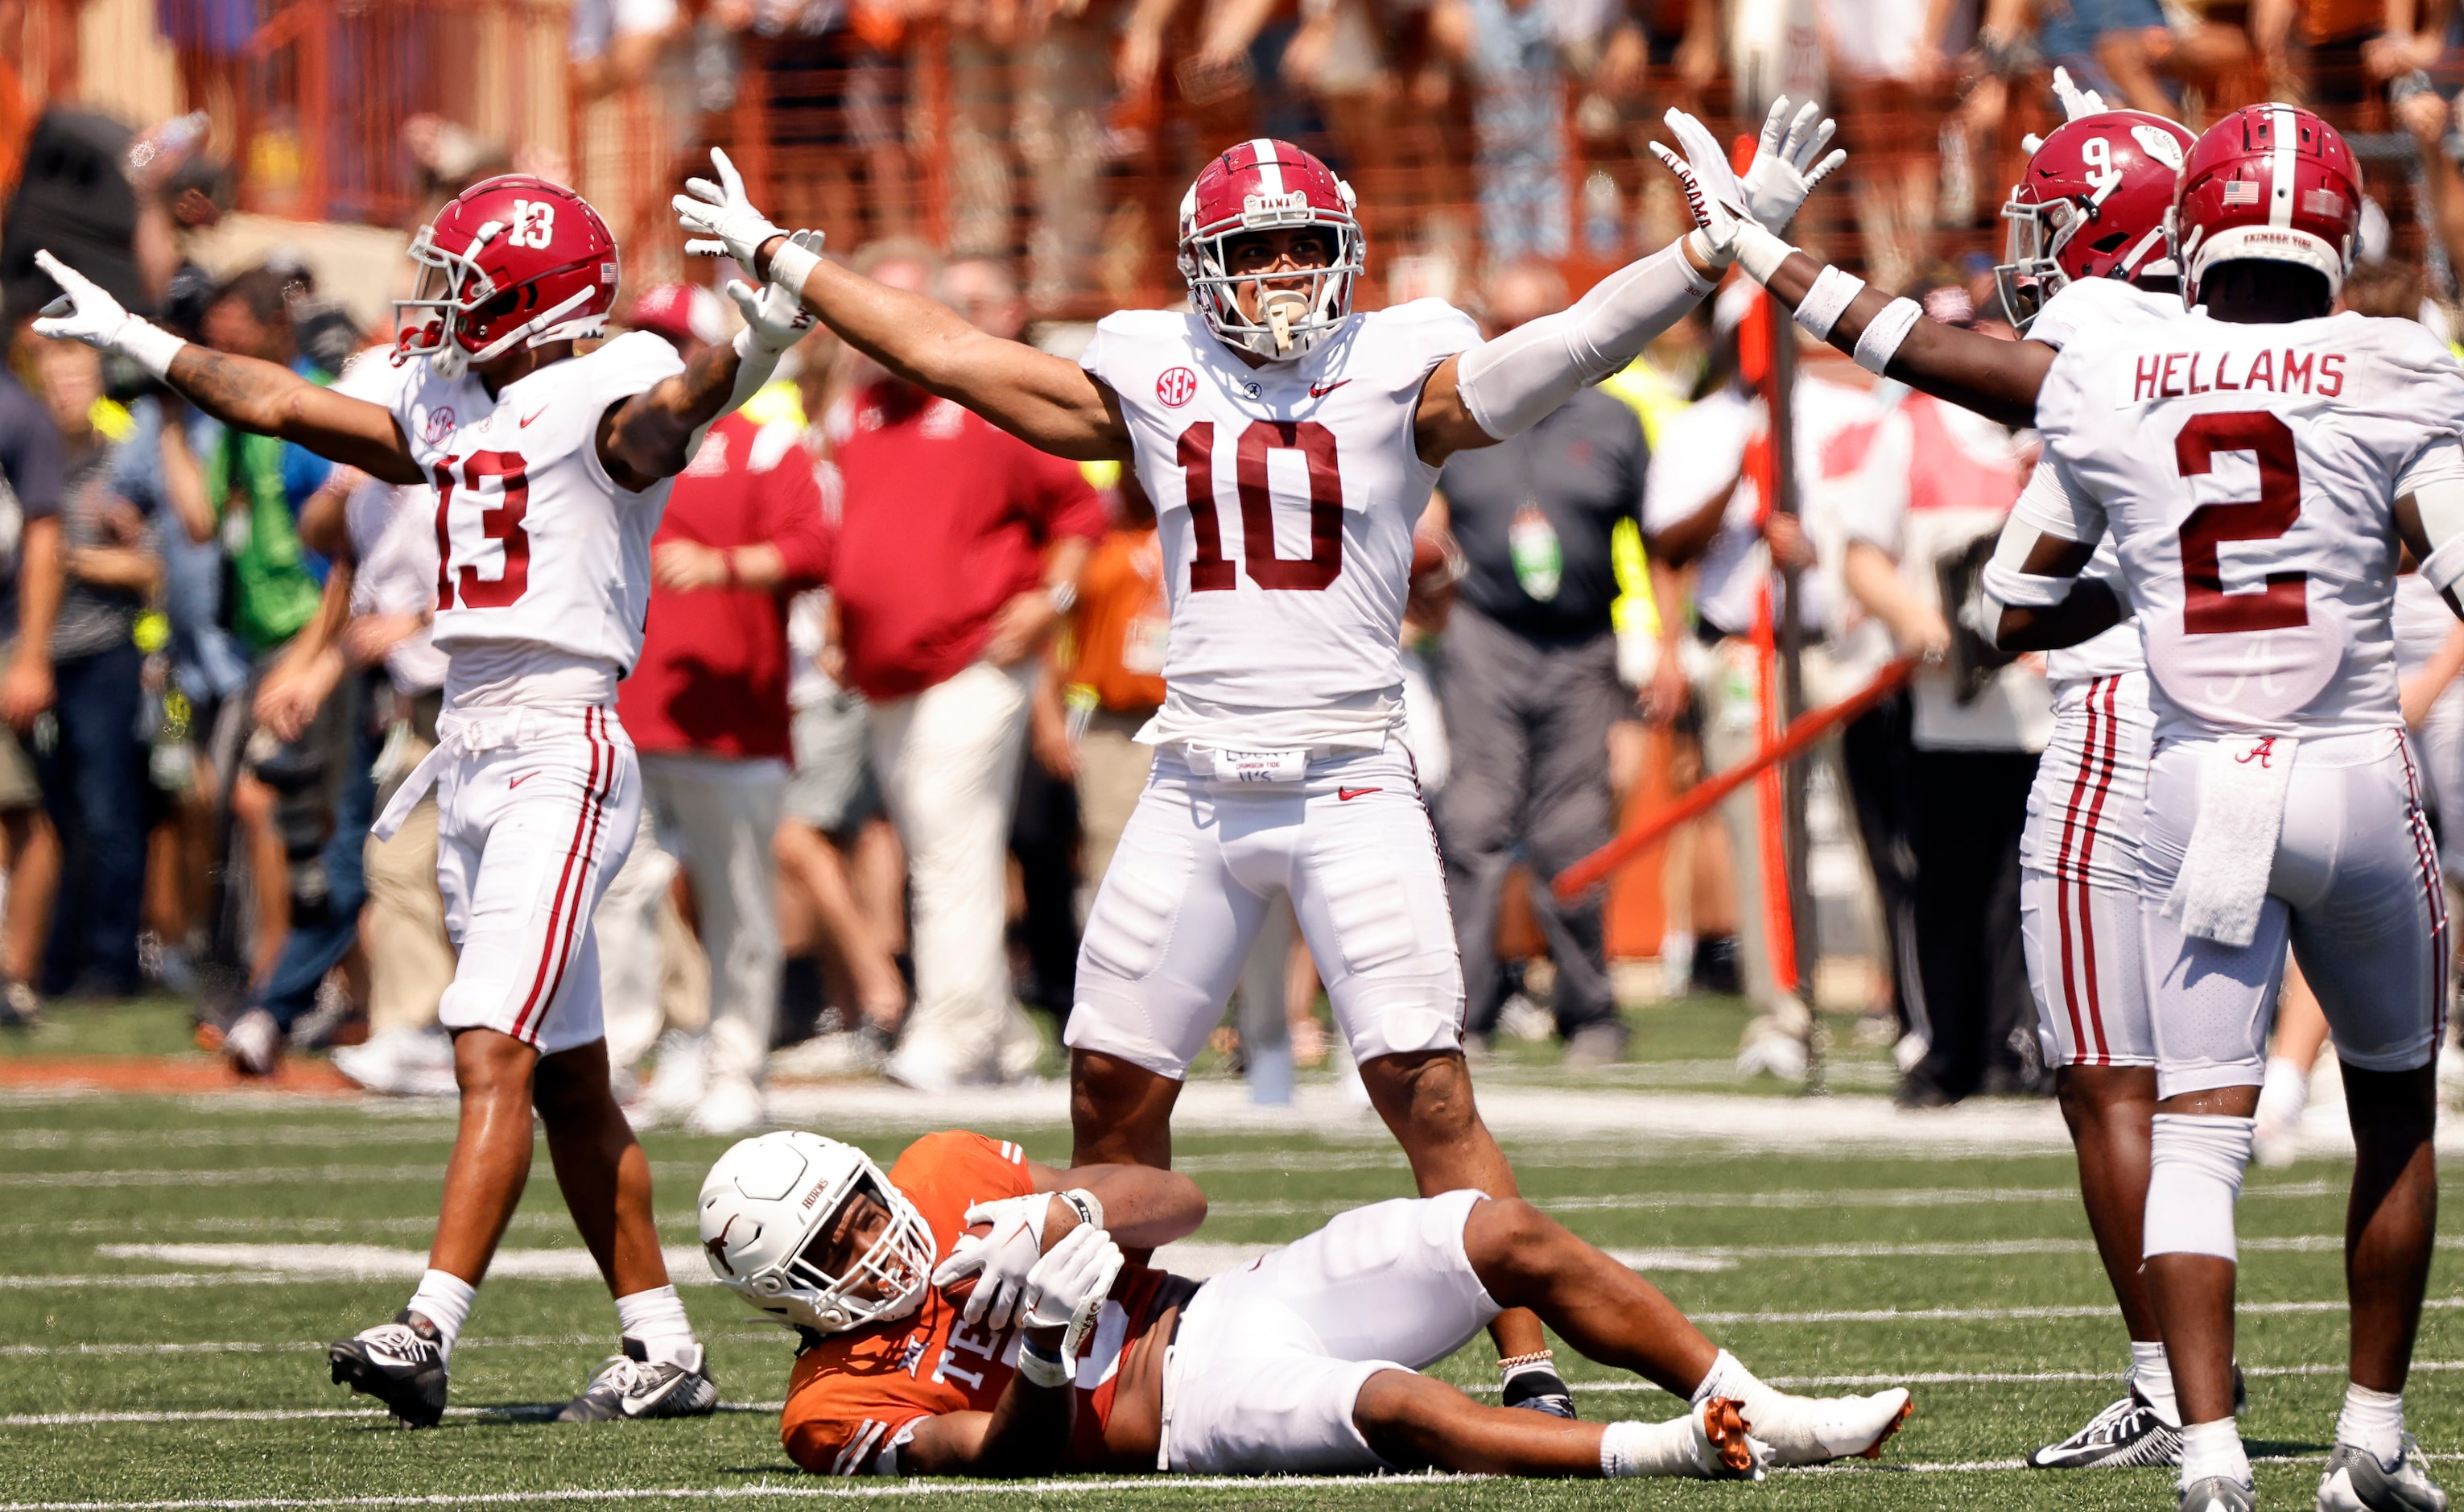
left=7, top=0, right=2464, bottom=1121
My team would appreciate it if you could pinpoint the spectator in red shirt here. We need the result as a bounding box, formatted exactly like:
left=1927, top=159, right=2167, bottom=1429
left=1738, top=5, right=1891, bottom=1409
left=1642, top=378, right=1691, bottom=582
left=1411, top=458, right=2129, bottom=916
left=607, top=283, right=834, bottom=1134
left=829, top=241, right=1104, bottom=1091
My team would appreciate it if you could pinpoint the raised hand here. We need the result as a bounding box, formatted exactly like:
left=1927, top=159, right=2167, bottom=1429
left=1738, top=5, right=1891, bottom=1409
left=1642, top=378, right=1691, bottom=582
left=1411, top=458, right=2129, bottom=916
left=1739, top=97, right=1846, bottom=231
left=1648, top=121, right=1748, bottom=265
left=724, top=231, right=823, bottom=352
left=675, top=148, right=790, bottom=271
left=2050, top=66, right=2107, bottom=122
left=32, top=250, right=141, bottom=354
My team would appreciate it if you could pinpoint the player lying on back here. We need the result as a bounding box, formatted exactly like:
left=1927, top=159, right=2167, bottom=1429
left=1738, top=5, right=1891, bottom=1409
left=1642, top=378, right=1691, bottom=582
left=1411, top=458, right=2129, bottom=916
left=671, top=101, right=1843, bottom=1422
left=31, top=180, right=816, bottom=1426
left=699, top=1130, right=1913, bottom=1479
left=1983, top=105, right=2461, bottom=1512
left=1657, top=77, right=2226, bottom=1473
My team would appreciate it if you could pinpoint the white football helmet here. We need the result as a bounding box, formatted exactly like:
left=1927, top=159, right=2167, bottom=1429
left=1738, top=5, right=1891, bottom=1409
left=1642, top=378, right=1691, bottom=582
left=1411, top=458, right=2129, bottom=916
left=699, top=1131, right=936, bottom=1334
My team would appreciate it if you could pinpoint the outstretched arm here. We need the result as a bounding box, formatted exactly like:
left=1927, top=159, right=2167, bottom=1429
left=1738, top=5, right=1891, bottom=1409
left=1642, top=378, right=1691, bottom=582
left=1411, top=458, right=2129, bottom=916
left=602, top=260, right=816, bottom=489
left=33, top=251, right=421, bottom=485
left=675, top=151, right=1129, bottom=461
left=1758, top=250, right=2051, bottom=428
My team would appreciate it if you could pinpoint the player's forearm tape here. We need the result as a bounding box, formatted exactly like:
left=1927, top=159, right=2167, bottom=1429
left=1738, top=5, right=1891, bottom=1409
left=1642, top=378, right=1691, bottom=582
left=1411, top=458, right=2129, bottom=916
left=765, top=234, right=823, bottom=299
left=1979, top=559, right=2077, bottom=609
left=1793, top=266, right=1867, bottom=341
left=1851, top=297, right=1924, bottom=375
left=1733, top=223, right=1795, bottom=286
left=119, top=320, right=188, bottom=382
left=1058, top=1188, right=1105, bottom=1233
left=1457, top=242, right=1717, bottom=440
left=2142, top=1114, right=2253, bottom=1262
left=2404, top=445, right=2464, bottom=593
left=1016, top=1340, right=1071, bottom=1389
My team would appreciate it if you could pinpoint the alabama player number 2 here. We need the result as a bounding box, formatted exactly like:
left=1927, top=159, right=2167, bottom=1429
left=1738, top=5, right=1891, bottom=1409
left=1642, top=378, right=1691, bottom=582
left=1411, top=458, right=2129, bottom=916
left=1177, top=419, right=1343, bottom=592
left=432, top=450, right=534, bottom=610
left=2173, top=410, right=2307, bottom=634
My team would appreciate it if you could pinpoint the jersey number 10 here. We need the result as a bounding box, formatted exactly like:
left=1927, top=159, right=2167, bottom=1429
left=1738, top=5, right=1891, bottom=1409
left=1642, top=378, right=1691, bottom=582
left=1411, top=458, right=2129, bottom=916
left=1177, top=419, right=1343, bottom=592
left=2175, top=410, right=2308, bottom=635
left=433, top=451, right=534, bottom=610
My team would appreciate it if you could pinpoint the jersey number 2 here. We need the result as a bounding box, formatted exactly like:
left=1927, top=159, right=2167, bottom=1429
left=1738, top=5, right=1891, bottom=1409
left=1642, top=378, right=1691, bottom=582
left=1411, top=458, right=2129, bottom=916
left=2174, top=411, right=2307, bottom=634
left=432, top=451, right=533, bottom=610
left=1177, top=420, right=1343, bottom=592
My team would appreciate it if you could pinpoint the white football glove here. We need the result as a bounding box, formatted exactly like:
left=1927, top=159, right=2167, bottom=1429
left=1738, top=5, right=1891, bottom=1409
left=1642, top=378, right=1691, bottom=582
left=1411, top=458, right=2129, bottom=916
left=675, top=147, right=789, bottom=271
left=1648, top=122, right=1750, bottom=266
left=725, top=231, right=822, bottom=355
left=931, top=1192, right=1050, bottom=1330
left=2051, top=65, right=2107, bottom=122
left=1019, top=1221, right=1122, bottom=1359
left=1662, top=97, right=1844, bottom=238
left=30, top=250, right=185, bottom=378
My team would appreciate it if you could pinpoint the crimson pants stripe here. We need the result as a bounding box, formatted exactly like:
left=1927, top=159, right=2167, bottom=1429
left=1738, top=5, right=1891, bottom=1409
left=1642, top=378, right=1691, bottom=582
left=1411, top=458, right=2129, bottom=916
left=2400, top=737, right=2448, bottom=1046
left=511, top=709, right=612, bottom=1042
left=2051, top=681, right=2102, bottom=1063
left=2074, top=676, right=2123, bottom=1064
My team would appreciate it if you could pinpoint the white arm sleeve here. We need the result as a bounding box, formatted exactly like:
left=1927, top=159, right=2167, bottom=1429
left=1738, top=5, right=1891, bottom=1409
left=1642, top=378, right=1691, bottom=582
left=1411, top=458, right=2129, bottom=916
left=1455, top=242, right=1717, bottom=440
left=2400, top=436, right=2464, bottom=596
left=1979, top=455, right=2107, bottom=609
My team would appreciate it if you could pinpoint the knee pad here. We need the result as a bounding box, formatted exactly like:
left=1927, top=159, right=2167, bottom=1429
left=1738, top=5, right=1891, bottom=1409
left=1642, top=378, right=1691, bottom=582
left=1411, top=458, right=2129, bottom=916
left=2144, top=1113, right=2256, bottom=1262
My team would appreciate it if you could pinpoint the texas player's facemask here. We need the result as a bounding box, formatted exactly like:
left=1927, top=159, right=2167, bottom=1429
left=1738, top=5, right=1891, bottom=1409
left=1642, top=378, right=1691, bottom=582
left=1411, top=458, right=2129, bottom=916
left=394, top=175, right=621, bottom=381
left=1178, top=138, right=1365, bottom=362
left=1995, top=110, right=2194, bottom=330
left=2168, top=103, right=2362, bottom=309
left=699, top=1131, right=936, bottom=1335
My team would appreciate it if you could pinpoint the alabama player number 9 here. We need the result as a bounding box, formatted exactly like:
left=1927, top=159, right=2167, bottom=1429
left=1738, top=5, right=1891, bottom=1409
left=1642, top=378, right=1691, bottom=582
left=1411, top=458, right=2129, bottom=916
left=1178, top=419, right=1343, bottom=592
left=2173, top=411, right=2306, bottom=635
left=432, top=450, right=535, bottom=610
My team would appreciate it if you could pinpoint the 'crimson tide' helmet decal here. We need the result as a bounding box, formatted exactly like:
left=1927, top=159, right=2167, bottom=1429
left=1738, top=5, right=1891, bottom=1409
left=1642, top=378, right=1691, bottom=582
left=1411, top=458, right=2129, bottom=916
left=2170, top=104, right=2363, bottom=307
left=1178, top=139, right=1364, bottom=363
left=1996, top=110, right=2195, bottom=330
left=394, top=175, right=621, bottom=378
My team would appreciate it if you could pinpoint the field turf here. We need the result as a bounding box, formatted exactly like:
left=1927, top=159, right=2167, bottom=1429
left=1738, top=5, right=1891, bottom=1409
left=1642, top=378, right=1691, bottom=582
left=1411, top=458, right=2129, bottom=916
left=2, top=999, right=2459, bottom=1510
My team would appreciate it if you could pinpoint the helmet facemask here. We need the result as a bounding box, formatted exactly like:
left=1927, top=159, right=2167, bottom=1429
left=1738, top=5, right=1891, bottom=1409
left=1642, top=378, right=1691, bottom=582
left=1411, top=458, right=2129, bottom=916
left=1993, top=192, right=2082, bottom=331
left=1179, top=192, right=1364, bottom=363
left=744, top=1163, right=935, bottom=1335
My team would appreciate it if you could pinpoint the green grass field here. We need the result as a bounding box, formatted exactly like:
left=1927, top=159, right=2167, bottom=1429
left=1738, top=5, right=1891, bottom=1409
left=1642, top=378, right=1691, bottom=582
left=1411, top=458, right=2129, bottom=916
left=1, top=1001, right=2458, bottom=1510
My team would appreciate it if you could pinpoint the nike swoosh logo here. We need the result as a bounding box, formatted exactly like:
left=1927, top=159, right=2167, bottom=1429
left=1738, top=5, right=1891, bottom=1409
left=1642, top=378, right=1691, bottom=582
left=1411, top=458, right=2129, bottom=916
left=519, top=407, right=549, bottom=427
left=1338, top=787, right=1381, bottom=801
left=1309, top=380, right=1350, bottom=398
left=508, top=774, right=534, bottom=789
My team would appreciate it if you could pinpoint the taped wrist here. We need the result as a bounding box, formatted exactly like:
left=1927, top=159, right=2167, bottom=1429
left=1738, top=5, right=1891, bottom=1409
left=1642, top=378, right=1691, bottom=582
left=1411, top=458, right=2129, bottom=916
left=118, top=319, right=187, bottom=382
left=1456, top=242, right=1718, bottom=440
left=766, top=235, right=823, bottom=299
left=1852, top=296, right=1924, bottom=375
left=1733, top=223, right=1795, bottom=285
left=1017, top=1339, right=1071, bottom=1388
left=1794, top=266, right=1867, bottom=341
left=1058, top=1188, right=1104, bottom=1233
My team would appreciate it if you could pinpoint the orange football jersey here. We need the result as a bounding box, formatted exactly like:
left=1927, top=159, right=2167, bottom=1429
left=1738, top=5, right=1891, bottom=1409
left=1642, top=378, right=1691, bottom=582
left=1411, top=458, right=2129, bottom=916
left=778, top=1130, right=1180, bottom=1475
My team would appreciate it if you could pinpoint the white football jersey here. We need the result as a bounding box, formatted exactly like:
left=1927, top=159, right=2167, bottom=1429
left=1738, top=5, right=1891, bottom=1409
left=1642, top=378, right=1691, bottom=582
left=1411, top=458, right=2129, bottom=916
left=1080, top=301, right=1478, bottom=744
left=2035, top=308, right=2464, bottom=741
left=386, top=331, right=684, bottom=673
left=2024, top=276, right=2182, bottom=689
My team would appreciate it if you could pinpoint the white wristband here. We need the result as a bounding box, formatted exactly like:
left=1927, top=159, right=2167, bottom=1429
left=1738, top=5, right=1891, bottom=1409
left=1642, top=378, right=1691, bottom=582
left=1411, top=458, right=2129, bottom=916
left=1732, top=223, right=1795, bottom=286
left=1682, top=228, right=1734, bottom=271
left=1059, top=1188, right=1105, bottom=1233
left=1852, top=297, right=1924, bottom=376
left=1794, top=266, right=1867, bottom=342
left=765, top=236, right=823, bottom=299
left=118, top=320, right=188, bottom=382
left=1016, top=1341, right=1071, bottom=1389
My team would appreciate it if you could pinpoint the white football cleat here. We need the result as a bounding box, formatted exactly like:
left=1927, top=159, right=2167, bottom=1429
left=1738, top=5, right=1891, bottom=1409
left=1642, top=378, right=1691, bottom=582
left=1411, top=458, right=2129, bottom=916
left=2319, top=1436, right=2450, bottom=1512
left=1742, top=1386, right=1913, bottom=1466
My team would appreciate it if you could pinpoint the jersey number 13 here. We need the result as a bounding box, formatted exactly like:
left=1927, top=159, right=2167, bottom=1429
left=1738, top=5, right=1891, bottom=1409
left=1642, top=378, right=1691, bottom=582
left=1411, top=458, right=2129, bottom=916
left=432, top=451, right=533, bottom=611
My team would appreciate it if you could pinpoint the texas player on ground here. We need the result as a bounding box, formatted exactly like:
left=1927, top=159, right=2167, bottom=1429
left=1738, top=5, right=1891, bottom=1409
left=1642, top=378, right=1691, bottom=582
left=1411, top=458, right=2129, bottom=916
left=1983, top=105, right=2464, bottom=1512
left=1659, top=81, right=2226, bottom=1473
left=31, top=180, right=819, bottom=1427
left=671, top=106, right=1845, bottom=1418
left=696, top=1128, right=1913, bottom=1480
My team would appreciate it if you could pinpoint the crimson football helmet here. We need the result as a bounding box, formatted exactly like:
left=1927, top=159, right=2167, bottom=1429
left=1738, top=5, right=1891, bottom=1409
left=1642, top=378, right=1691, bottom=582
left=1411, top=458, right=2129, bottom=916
left=394, top=176, right=621, bottom=378
left=1996, top=110, right=2196, bottom=330
left=1178, top=139, right=1364, bottom=362
left=2169, top=104, right=2362, bottom=307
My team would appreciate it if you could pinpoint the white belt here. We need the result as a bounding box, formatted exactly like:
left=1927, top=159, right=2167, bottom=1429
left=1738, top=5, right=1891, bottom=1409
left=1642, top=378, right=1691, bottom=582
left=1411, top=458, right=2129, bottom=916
left=1178, top=744, right=1348, bottom=783
left=370, top=704, right=607, bottom=841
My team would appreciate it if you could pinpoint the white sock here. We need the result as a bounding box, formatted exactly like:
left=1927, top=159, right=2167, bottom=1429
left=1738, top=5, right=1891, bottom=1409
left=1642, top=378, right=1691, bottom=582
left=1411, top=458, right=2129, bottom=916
left=407, top=1269, right=477, bottom=1359
left=2336, top=1383, right=2404, bottom=1469
left=1600, top=1414, right=1717, bottom=1477
left=2179, top=1418, right=2250, bottom=1489
left=2131, top=1341, right=2181, bottom=1427
left=1690, top=1349, right=1785, bottom=1428
left=613, top=1284, right=698, bottom=1367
